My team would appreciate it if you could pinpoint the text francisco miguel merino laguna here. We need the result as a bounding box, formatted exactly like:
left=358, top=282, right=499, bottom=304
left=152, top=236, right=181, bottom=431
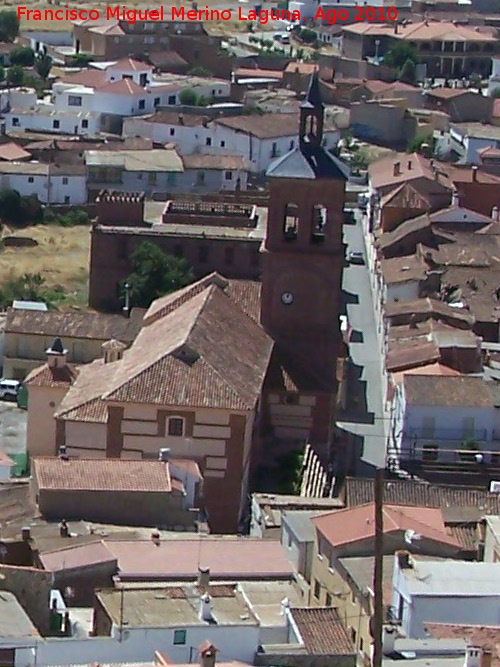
left=17, top=5, right=397, bottom=25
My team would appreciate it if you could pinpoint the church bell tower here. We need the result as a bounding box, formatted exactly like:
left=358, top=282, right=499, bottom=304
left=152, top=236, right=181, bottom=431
left=260, top=73, right=347, bottom=389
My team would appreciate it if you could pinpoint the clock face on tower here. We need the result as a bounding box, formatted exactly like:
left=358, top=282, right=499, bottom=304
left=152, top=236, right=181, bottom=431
left=281, top=291, right=294, bottom=305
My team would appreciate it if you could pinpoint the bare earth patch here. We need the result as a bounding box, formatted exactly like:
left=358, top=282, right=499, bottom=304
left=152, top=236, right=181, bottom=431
left=0, top=224, right=90, bottom=308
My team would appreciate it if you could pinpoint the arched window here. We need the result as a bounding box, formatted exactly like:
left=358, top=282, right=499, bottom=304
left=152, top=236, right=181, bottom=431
left=283, top=203, right=299, bottom=241
left=167, top=417, right=185, bottom=437
left=311, top=204, right=327, bottom=243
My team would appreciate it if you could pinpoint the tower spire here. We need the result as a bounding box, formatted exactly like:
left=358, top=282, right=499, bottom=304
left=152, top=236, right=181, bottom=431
left=299, top=72, right=324, bottom=148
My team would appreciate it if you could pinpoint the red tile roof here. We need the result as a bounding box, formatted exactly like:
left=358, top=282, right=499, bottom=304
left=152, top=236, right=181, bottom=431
left=427, top=623, right=500, bottom=667
left=313, top=503, right=461, bottom=549
left=108, top=58, right=153, bottom=71
left=291, top=607, right=355, bottom=655
left=0, top=142, right=31, bottom=162
left=32, top=457, right=174, bottom=493
left=40, top=540, right=117, bottom=572
left=43, top=538, right=294, bottom=580
left=97, top=78, right=145, bottom=95
left=24, top=363, right=78, bottom=389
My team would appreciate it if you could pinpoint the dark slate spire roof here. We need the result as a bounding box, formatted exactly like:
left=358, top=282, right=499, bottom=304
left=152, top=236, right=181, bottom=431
left=301, top=71, right=323, bottom=110
left=267, top=146, right=349, bottom=180
left=50, top=337, right=65, bottom=354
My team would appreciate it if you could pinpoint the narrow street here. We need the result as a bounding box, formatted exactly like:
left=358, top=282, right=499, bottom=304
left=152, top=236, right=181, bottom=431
left=337, top=213, right=389, bottom=474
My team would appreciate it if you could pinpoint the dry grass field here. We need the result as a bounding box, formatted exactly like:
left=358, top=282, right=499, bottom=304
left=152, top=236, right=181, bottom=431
left=0, top=224, right=90, bottom=308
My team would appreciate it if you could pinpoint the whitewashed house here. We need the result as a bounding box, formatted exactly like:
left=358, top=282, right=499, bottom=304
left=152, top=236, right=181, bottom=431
left=0, top=163, right=86, bottom=204
left=392, top=553, right=500, bottom=639
left=488, top=57, right=500, bottom=96
left=123, top=111, right=340, bottom=173
left=389, top=374, right=499, bottom=465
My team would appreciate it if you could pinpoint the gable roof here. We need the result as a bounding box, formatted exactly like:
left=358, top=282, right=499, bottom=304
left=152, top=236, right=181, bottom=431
left=103, top=284, right=273, bottom=410
left=267, top=145, right=349, bottom=180
left=290, top=607, right=355, bottom=656
left=312, top=503, right=460, bottom=549
left=0, top=142, right=31, bottom=162
left=107, top=57, right=153, bottom=71
left=32, top=457, right=177, bottom=493
left=5, top=307, right=144, bottom=342
left=215, top=113, right=303, bottom=139
left=24, top=363, right=78, bottom=389
left=96, top=78, right=145, bottom=95
left=403, top=374, right=493, bottom=407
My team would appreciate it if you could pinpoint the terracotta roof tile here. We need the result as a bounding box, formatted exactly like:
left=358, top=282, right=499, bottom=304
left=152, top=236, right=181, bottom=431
left=290, top=607, right=355, bottom=655
left=403, top=374, right=494, bottom=407
left=381, top=254, right=429, bottom=284
left=215, top=113, right=303, bottom=139
left=96, top=78, right=145, bottom=95
left=426, top=623, right=500, bottom=667
left=58, top=69, right=107, bottom=87
left=32, top=457, right=174, bottom=492
left=312, top=503, right=461, bottom=549
left=55, top=358, right=118, bottom=423
left=40, top=540, right=116, bottom=572
left=24, top=363, right=78, bottom=389
left=0, top=142, right=31, bottom=162
left=108, top=58, right=153, bottom=71
left=343, top=477, right=500, bottom=512
left=343, top=20, right=496, bottom=41
left=104, top=538, right=294, bottom=580
left=181, top=154, right=248, bottom=171
left=104, top=284, right=272, bottom=410
left=5, top=307, right=144, bottom=342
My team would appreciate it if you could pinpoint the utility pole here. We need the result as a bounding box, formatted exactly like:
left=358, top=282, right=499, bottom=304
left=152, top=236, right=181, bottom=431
left=372, top=468, right=384, bottom=667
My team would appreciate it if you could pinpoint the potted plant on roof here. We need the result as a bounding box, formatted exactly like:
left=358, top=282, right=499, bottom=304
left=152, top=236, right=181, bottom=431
left=459, top=437, right=479, bottom=463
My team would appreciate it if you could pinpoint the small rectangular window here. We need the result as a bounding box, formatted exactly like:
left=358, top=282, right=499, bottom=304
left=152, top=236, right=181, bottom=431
left=168, top=95, right=176, bottom=105
left=168, top=417, right=184, bottom=436
left=62, top=177, right=68, bottom=185
left=53, top=120, right=60, bottom=129
left=81, top=119, right=88, bottom=129
left=68, top=95, right=82, bottom=107
left=154, top=97, right=160, bottom=106
left=28, top=177, right=34, bottom=183
left=148, top=172, right=157, bottom=185
left=138, top=99, right=145, bottom=110
left=314, top=580, right=321, bottom=599
left=220, top=140, right=225, bottom=147
left=196, top=171, right=205, bottom=186
left=12, top=117, right=19, bottom=127
left=205, top=137, right=212, bottom=146
left=64, top=195, right=70, bottom=204
left=169, top=128, right=175, bottom=136
left=224, top=171, right=233, bottom=181
left=325, top=593, right=332, bottom=606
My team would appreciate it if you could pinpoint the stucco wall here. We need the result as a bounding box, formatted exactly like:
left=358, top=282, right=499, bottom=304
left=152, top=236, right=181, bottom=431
left=27, top=385, right=68, bottom=457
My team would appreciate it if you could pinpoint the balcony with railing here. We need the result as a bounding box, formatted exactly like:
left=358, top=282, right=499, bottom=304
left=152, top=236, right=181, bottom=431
left=403, top=427, right=489, bottom=443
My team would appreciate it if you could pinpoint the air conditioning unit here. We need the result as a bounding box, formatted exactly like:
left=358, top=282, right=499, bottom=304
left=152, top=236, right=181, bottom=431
left=489, top=480, right=500, bottom=493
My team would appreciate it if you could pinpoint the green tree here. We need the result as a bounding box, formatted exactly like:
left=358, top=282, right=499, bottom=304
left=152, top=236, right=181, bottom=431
left=179, top=88, right=198, bottom=105
left=300, top=28, right=317, bottom=44
left=69, top=52, right=93, bottom=67
left=0, top=189, right=22, bottom=222
left=6, top=65, right=25, bottom=87
left=9, top=46, right=34, bottom=66
left=0, top=65, right=5, bottom=82
left=188, top=66, right=213, bottom=77
left=350, top=147, right=370, bottom=172
left=384, top=42, right=418, bottom=69
left=399, top=57, right=416, bottom=84
left=0, top=10, right=19, bottom=43
left=35, top=52, right=52, bottom=80
left=122, top=242, right=195, bottom=308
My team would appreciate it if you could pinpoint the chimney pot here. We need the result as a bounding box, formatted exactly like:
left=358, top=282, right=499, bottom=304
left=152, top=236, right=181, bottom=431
left=199, top=593, right=213, bottom=622
left=159, top=448, right=170, bottom=463
left=59, top=520, right=69, bottom=538
left=21, top=527, right=30, bottom=542
left=393, top=161, right=401, bottom=176
left=407, top=159, right=412, bottom=170
left=151, top=530, right=161, bottom=546
left=472, top=165, right=478, bottom=181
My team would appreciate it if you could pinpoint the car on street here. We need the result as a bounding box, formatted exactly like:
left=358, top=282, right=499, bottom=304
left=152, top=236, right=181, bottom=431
left=0, top=379, right=20, bottom=400
left=348, top=251, right=365, bottom=265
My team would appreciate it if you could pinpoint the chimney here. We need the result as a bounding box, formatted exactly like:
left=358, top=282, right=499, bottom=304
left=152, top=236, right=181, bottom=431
left=159, top=448, right=170, bottom=463
left=382, top=625, right=397, bottom=656
left=420, top=142, right=430, bottom=158
left=151, top=530, right=161, bottom=546
left=201, top=116, right=209, bottom=128
left=472, top=165, right=478, bottom=181
left=199, top=641, right=218, bottom=667
left=21, top=527, right=31, bottom=542
left=492, top=206, right=499, bottom=221
left=178, top=114, right=184, bottom=125
left=59, top=519, right=69, bottom=538
left=393, top=161, right=401, bottom=176
left=197, top=566, right=210, bottom=592
left=102, top=339, right=126, bottom=364
left=451, top=189, right=459, bottom=207
left=46, top=337, right=67, bottom=368
left=407, top=159, right=412, bottom=170
left=464, top=646, right=482, bottom=667
left=199, top=593, right=213, bottom=622
left=396, top=550, right=413, bottom=569
left=394, top=22, right=398, bottom=34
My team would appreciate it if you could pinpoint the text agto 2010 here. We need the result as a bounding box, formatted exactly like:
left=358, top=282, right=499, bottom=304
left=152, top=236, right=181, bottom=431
left=17, top=5, right=399, bottom=25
